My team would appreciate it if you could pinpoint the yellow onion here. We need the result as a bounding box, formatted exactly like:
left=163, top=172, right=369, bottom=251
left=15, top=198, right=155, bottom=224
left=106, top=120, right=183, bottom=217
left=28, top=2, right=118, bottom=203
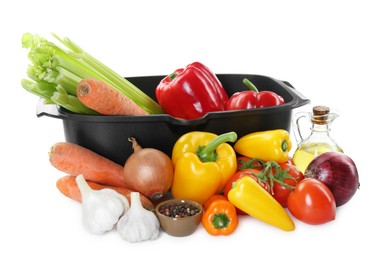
left=123, top=138, right=174, bottom=201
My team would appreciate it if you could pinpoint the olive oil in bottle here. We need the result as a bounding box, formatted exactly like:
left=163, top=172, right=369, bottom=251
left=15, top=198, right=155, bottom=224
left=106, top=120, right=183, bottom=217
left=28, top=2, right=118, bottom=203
left=292, top=106, right=343, bottom=173
left=292, top=142, right=343, bottom=174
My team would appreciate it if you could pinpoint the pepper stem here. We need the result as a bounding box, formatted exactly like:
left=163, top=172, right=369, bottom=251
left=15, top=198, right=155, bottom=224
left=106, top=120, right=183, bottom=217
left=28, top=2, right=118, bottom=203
left=169, top=72, right=178, bottom=81
left=197, top=132, right=237, bottom=163
left=212, top=213, right=231, bottom=229
left=243, top=78, right=259, bottom=92
left=281, top=140, right=288, bottom=152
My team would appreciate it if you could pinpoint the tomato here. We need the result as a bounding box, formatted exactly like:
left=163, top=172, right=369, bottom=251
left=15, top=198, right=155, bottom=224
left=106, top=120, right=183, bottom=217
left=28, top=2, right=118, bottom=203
left=270, top=163, right=304, bottom=208
left=236, top=156, right=264, bottom=171
left=224, top=169, right=268, bottom=215
left=287, top=178, right=336, bottom=225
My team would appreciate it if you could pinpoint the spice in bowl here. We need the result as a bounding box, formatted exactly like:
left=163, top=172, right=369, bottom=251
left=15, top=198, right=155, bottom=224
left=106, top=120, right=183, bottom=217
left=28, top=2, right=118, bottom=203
left=158, top=202, right=201, bottom=218
left=155, top=199, right=203, bottom=237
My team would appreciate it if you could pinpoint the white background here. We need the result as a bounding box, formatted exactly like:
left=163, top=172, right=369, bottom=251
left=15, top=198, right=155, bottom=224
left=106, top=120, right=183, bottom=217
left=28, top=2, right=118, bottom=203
left=1, top=0, right=389, bottom=259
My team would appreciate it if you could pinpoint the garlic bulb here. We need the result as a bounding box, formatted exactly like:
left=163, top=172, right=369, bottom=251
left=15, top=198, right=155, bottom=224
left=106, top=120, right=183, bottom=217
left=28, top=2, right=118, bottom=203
left=117, top=192, right=160, bottom=242
left=76, top=174, right=129, bottom=234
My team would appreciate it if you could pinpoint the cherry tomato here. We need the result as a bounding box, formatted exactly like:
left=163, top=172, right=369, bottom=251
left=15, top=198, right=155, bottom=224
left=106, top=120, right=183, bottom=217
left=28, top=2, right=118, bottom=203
left=271, top=163, right=304, bottom=208
left=287, top=178, right=336, bottom=225
left=236, top=156, right=264, bottom=171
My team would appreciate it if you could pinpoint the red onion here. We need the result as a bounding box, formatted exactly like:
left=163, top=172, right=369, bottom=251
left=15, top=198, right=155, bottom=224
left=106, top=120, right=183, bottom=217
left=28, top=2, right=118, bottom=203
left=305, top=152, right=360, bottom=207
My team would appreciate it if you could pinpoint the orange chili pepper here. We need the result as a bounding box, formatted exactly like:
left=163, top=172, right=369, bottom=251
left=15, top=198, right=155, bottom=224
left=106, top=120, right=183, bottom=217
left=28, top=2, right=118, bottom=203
left=202, top=198, right=238, bottom=236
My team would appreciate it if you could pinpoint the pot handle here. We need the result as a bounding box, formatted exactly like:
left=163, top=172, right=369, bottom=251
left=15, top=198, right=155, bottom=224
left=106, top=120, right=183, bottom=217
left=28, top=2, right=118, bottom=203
left=36, top=98, right=66, bottom=119
left=279, top=80, right=310, bottom=109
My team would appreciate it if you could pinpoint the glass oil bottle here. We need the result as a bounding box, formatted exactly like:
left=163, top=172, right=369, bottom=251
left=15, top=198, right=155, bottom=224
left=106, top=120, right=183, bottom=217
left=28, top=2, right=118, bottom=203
left=292, top=105, right=343, bottom=173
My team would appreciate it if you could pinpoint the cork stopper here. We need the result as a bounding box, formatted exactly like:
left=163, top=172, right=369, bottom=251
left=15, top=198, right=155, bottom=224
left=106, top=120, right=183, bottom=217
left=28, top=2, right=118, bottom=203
left=312, top=105, right=330, bottom=124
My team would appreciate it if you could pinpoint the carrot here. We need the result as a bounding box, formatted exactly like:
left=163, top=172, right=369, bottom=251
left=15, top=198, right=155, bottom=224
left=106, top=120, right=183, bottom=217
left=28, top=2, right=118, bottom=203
left=77, top=78, right=149, bottom=116
left=56, top=175, right=154, bottom=210
left=49, top=142, right=127, bottom=188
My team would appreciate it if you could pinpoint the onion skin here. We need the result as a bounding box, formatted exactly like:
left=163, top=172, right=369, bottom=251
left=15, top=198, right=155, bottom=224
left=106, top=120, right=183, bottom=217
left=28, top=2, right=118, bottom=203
left=123, top=138, right=174, bottom=201
left=305, top=152, right=360, bottom=207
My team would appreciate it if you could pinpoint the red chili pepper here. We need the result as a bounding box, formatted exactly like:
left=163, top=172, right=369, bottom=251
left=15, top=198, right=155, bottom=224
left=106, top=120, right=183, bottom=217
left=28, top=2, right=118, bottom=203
left=155, top=62, right=228, bottom=120
left=226, top=78, right=285, bottom=110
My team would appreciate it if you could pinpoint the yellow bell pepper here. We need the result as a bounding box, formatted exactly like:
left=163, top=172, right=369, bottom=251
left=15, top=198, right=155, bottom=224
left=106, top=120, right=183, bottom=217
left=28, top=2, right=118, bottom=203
left=233, top=129, right=292, bottom=163
left=171, top=131, right=237, bottom=205
left=228, top=176, right=295, bottom=231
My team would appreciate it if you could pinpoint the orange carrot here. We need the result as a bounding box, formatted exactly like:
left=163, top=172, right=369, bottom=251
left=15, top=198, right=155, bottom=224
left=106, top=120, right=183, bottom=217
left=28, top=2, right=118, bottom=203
left=49, top=142, right=126, bottom=188
left=56, top=175, right=154, bottom=210
left=77, top=78, right=149, bottom=116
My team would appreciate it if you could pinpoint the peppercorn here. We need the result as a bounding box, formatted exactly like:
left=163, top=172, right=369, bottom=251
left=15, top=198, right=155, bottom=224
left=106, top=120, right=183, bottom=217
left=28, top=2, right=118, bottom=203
left=158, top=203, right=201, bottom=218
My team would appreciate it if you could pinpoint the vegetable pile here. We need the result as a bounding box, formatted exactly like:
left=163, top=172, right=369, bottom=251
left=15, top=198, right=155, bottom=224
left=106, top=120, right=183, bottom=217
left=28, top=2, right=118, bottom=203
left=48, top=129, right=359, bottom=241
left=21, top=33, right=360, bottom=242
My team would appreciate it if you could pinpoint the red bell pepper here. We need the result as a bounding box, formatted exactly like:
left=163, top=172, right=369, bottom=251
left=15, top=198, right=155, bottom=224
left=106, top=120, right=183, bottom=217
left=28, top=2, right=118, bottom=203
left=155, top=62, right=228, bottom=120
left=226, top=78, right=285, bottom=110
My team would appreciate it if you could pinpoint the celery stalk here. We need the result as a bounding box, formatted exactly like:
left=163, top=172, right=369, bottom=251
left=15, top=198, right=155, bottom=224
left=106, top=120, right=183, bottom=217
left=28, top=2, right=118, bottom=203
left=21, top=79, right=94, bottom=114
left=21, top=79, right=56, bottom=100
left=55, top=67, right=82, bottom=96
left=51, top=85, right=98, bottom=115
left=22, top=33, right=164, bottom=114
left=53, top=34, right=163, bottom=114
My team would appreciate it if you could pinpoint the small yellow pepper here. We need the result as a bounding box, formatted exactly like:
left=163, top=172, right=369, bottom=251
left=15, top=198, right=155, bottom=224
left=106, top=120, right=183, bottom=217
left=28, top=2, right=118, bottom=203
left=233, top=129, right=292, bottom=163
left=228, top=176, right=295, bottom=231
left=171, top=131, right=237, bottom=205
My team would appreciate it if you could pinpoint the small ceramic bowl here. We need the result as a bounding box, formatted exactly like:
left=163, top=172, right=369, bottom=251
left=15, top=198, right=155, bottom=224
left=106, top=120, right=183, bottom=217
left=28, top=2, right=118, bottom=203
left=155, top=199, right=203, bottom=237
